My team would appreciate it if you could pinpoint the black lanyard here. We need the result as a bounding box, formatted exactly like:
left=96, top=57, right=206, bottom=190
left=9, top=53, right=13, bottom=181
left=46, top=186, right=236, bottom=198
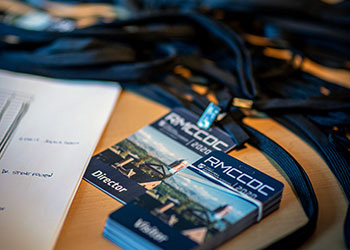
left=1, top=9, right=349, bottom=248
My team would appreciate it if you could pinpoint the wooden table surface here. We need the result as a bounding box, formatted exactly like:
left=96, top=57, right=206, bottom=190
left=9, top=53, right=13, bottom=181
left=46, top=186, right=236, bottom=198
left=54, top=89, right=348, bottom=250
left=0, top=1, right=348, bottom=248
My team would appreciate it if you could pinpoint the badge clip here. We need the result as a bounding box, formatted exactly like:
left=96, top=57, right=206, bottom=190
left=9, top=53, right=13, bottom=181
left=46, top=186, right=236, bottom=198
left=197, top=102, right=221, bottom=129
left=232, top=98, right=253, bottom=109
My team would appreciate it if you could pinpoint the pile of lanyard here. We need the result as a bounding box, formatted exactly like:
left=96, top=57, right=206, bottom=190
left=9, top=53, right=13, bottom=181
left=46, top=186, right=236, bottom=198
left=1, top=0, right=349, bottom=248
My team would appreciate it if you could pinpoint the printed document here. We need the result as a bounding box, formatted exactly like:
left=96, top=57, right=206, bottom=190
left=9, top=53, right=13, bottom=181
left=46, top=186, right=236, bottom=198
left=0, top=70, right=121, bottom=250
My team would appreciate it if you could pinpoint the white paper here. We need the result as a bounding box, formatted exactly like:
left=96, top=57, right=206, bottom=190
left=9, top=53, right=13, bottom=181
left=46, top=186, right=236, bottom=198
left=0, top=70, right=121, bottom=250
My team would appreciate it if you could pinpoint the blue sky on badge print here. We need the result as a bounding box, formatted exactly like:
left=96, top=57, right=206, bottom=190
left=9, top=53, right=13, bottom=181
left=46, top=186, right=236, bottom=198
left=128, top=126, right=200, bottom=165
left=166, top=167, right=256, bottom=224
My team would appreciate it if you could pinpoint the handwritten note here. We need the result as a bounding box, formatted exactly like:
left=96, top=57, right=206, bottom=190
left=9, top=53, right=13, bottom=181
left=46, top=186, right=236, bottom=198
left=2, top=169, right=53, bottom=178
left=18, top=137, right=80, bottom=145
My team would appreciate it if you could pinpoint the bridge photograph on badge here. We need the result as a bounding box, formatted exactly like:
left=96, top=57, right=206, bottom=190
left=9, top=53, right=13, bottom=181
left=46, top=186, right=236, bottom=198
left=94, top=125, right=200, bottom=190
left=134, top=167, right=256, bottom=244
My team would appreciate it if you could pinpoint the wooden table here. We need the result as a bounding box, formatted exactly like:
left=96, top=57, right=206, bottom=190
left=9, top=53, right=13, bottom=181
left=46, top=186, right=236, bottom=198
left=0, top=1, right=348, bottom=248
left=54, top=89, right=348, bottom=250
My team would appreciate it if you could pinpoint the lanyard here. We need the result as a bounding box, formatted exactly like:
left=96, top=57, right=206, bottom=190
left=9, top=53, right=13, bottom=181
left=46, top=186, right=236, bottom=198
left=1, top=8, right=349, bottom=248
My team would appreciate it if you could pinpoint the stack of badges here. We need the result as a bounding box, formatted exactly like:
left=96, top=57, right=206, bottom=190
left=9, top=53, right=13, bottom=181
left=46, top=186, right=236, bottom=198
left=103, top=151, right=284, bottom=250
